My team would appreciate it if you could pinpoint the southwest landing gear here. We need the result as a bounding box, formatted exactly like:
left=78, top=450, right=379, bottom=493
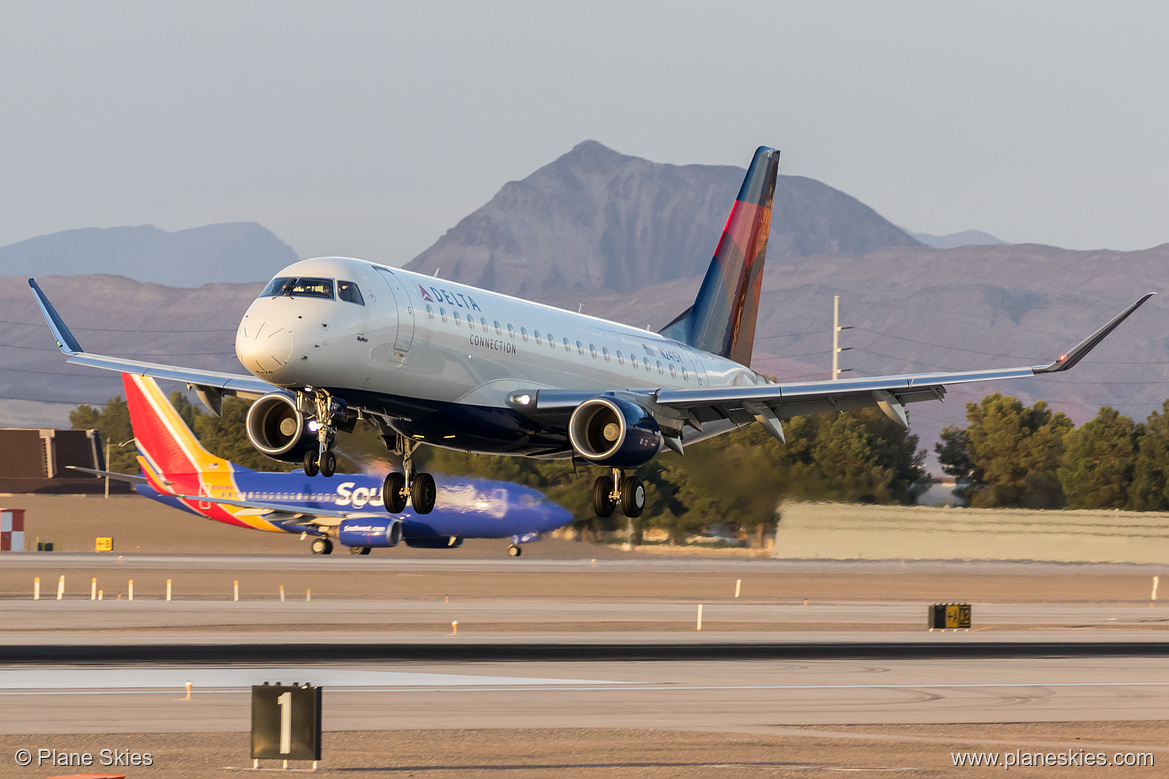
left=310, top=536, right=333, bottom=555
left=592, top=468, right=645, bottom=519
left=382, top=434, right=436, bottom=515
left=508, top=544, right=523, bottom=557
left=349, top=545, right=371, bottom=556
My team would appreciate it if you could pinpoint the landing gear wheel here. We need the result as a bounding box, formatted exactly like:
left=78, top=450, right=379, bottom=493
left=592, top=476, right=615, bottom=518
left=621, top=476, right=645, bottom=518
left=318, top=450, right=337, bottom=478
left=311, top=537, right=333, bottom=555
left=384, top=472, right=407, bottom=513
left=411, top=472, right=436, bottom=514
left=508, top=544, right=523, bottom=557
left=303, top=451, right=319, bottom=477
left=349, top=545, right=371, bottom=556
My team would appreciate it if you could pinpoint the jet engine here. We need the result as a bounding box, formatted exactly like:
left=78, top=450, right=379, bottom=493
left=338, top=517, right=404, bottom=548
left=567, top=396, right=663, bottom=468
left=245, top=392, right=317, bottom=462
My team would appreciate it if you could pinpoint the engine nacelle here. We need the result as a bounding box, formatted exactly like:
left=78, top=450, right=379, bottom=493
left=245, top=392, right=316, bottom=462
left=338, top=517, right=404, bottom=548
left=568, top=396, right=663, bottom=468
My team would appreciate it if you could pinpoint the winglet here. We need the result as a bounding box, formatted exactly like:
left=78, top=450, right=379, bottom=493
left=1034, top=292, right=1156, bottom=373
left=28, top=278, right=83, bottom=355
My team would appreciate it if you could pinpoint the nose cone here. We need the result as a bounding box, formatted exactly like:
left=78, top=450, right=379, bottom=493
left=236, top=315, right=294, bottom=383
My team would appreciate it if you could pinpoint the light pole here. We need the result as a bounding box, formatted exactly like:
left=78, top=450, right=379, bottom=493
left=104, top=437, right=135, bottom=499
left=832, top=295, right=854, bottom=380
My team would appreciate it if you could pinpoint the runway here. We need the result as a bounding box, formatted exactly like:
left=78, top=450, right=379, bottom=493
left=4, top=657, right=1169, bottom=734
left=1, top=554, right=1166, bottom=774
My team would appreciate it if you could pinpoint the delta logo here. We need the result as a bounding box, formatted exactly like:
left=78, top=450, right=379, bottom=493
left=418, top=284, right=483, bottom=312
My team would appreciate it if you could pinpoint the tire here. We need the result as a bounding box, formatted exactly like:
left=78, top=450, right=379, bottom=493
left=383, top=472, right=407, bottom=513
left=620, top=476, right=645, bottom=518
left=311, top=536, right=333, bottom=555
left=592, top=476, right=615, bottom=518
left=349, top=546, right=371, bottom=556
left=508, top=544, right=522, bottom=557
left=319, top=450, right=336, bottom=478
left=303, top=451, right=319, bottom=477
left=411, top=472, right=437, bottom=514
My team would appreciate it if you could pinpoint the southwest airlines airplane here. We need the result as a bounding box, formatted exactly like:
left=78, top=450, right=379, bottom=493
left=32, top=147, right=1153, bottom=520
left=73, top=373, right=572, bottom=555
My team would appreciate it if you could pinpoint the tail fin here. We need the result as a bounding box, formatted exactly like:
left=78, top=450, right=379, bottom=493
left=660, top=146, right=780, bottom=366
left=122, top=373, right=231, bottom=478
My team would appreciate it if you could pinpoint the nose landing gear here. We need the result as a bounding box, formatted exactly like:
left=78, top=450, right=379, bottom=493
left=592, top=468, right=644, bottom=518
left=302, top=389, right=343, bottom=477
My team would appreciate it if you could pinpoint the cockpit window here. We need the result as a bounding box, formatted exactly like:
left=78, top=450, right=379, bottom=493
left=337, top=280, right=364, bottom=305
left=260, top=277, right=296, bottom=297
left=259, top=276, right=335, bottom=300
left=290, top=278, right=334, bottom=299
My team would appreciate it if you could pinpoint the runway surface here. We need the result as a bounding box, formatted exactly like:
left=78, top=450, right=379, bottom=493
left=2, top=554, right=1167, bottom=774
left=4, top=657, right=1169, bottom=734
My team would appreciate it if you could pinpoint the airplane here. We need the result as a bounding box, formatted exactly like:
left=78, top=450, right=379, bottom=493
left=70, top=372, right=573, bottom=555
left=31, top=146, right=1154, bottom=521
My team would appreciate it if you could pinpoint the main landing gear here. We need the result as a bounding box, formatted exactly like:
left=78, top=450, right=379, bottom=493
left=383, top=434, right=437, bottom=515
left=592, top=468, right=645, bottom=519
left=311, top=536, right=333, bottom=555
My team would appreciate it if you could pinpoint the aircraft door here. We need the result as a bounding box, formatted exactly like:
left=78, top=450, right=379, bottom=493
left=374, top=268, right=416, bottom=362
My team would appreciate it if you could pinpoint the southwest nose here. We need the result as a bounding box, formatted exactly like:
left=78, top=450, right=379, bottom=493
left=236, top=320, right=293, bottom=379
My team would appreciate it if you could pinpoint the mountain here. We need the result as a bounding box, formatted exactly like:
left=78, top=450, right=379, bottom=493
left=404, top=141, right=921, bottom=296
left=909, top=229, right=1006, bottom=249
left=0, top=223, right=297, bottom=287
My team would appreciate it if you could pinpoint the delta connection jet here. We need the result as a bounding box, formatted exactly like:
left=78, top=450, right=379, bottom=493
left=32, top=147, right=1154, bottom=520
left=72, top=373, right=572, bottom=555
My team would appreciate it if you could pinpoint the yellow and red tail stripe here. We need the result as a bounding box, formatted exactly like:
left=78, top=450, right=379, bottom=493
left=122, top=373, right=283, bottom=532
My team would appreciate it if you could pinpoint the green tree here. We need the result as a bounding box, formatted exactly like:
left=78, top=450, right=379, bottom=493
left=70, top=396, right=137, bottom=474
left=957, top=393, right=1072, bottom=508
left=1128, top=401, right=1169, bottom=511
left=1058, top=407, right=1139, bottom=509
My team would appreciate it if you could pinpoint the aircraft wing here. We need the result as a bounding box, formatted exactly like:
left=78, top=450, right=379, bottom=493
left=65, top=465, right=149, bottom=484
left=29, top=279, right=274, bottom=403
left=507, top=293, right=1156, bottom=440
left=167, top=491, right=387, bottom=527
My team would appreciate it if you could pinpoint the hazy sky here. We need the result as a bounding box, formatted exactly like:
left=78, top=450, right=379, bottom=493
left=3, top=1, right=1168, bottom=265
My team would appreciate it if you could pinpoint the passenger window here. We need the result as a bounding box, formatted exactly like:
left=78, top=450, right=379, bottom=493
left=508, top=324, right=515, bottom=338
left=576, top=340, right=584, bottom=355
left=337, top=280, right=364, bottom=305
left=521, top=327, right=528, bottom=342
left=644, top=357, right=651, bottom=371
left=548, top=333, right=556, bottom=349
left=481, top=317, right=488, bottom=332
left=440, top=308, right=447, bottom=323
left=616, top=350, right=623, bottom=366
left=670, top=364, right=676, bottom=378
left=534, top=330, right=542, bottom=345
left=426, top=304, right=434, bottom=319
left=494, top=320, right=502, bottom=335
left=563, top=337, right=571, bottom=351
left=682, top=368, right=689, bottom=381
left=454, top=311, right=461, bottom=326
left=657, top=360, right=663, bottom=375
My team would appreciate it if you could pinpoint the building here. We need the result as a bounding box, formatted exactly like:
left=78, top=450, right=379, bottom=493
left=0, top=429, right=128, bottom=494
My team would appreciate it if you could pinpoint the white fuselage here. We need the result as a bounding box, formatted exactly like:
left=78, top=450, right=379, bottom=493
left=236, top=257, right=766, bottom=454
